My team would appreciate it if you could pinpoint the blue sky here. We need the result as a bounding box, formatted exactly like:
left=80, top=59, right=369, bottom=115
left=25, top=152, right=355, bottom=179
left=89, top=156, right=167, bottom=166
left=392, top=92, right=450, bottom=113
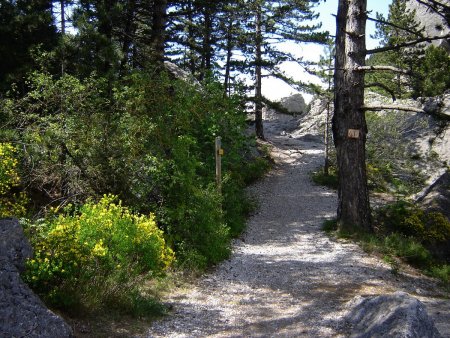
left=317, top=0, right=392, bottom=49
left=262, top=0, right=392, bottom=101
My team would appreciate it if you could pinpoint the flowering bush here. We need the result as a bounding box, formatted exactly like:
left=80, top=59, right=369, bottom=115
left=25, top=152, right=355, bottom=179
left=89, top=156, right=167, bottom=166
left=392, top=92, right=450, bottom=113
left=24, top=195, right=174, bottom=310
left=0, top=143, right=27, bottom=218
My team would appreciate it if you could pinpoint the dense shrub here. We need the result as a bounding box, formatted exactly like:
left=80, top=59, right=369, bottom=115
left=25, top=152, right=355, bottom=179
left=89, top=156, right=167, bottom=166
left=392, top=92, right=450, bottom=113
left=376, top=202, right=450, bottom=240
left=375, top=201, right=450, bottom=263
left=3, top=69, right=259, bottom=271
left=23, top=195, right=174, bottom=311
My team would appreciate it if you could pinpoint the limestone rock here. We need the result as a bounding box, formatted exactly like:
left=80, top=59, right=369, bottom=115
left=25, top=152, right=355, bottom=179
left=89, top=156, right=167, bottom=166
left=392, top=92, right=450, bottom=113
left=280, top=93, right=307, bottom=115
left=406, top=0, right=450, bottom=51
left=345, top=292, right=442, bottom=338
left=0, top=218, right=73, bottom=338
left=417, top=170, right=450, bottom=219
left=164, top=61, right=201, bottom=87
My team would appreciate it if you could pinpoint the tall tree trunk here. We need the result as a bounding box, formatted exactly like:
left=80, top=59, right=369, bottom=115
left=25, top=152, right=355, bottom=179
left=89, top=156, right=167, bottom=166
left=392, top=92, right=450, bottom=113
left=255, top=3, right=264, bottom=139
left=119, top=0, right=136, bottom=75
left=223, top=16, right=233, bottom=96
left=60, top=0, right=65, bottom=76
left=199, top=5, right=213, bottom=81
left=60, top=0, right=65, bottom=35
left=333, top=0, right=372, bottom=231
left=150, top=0, right=167, bottom=65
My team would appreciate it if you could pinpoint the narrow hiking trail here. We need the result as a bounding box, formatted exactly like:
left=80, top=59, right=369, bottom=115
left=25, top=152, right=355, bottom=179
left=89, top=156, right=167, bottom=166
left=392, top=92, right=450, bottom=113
left=147, top=114, right=450, bottom=337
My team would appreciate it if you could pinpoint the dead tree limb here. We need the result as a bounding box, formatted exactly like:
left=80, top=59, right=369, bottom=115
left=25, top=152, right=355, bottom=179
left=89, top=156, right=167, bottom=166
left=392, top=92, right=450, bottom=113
left=362, top=104, right=424, bottom=113
left=362, top=104, right=450, bottom=120
left=356, top=65, right=411, bottom=75
left=366, top=33, right=450, bottom=54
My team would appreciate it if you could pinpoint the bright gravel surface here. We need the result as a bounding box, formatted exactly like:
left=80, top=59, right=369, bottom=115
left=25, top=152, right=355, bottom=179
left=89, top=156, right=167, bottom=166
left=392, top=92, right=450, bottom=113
left=147, top=114, right=449, bottom=337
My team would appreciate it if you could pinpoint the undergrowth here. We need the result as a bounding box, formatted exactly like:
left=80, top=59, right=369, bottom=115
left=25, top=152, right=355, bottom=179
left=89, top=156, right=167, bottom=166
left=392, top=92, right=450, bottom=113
left=322, top=204, right=450, bottom=288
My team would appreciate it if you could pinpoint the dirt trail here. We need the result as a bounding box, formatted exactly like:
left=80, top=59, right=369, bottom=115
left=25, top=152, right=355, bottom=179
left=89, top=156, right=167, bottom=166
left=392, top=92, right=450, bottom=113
left=147, top=114, right=449, bottom=337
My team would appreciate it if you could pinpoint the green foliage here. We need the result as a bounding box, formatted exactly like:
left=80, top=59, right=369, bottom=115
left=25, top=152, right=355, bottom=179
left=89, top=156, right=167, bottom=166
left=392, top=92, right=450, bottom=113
left=0, top=0, right=58, bottom=93
left=416, top=45, right=450, bottom=97
left=312, top=167, right=338, bottom=190
left=324, top=202, right=450, bottom=285
left=430, top=265, right=450, bottom=285
left=383, top=233, right=432, bottom=267
left=0, top=143, right=28, bottom=218
left=368, top=0, right=450, bottom=98
left=375, top=201, right=450, bottom=245
left=4, top=69, right=257, bottom=270
left=23, top=194, right=174, bottom=312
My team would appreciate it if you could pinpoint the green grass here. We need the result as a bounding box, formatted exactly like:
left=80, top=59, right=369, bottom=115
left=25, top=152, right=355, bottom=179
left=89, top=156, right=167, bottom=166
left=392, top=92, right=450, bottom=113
left=322, top=219, right=450, bottom=288
left=311, top=169, right=338, bottom=190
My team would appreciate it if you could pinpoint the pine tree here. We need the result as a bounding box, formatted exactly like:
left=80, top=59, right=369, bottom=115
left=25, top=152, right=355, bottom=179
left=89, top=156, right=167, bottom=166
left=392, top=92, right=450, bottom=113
left=0, top=0, right=58, bottom=93
left=247, top=0, right=327, bottom=139
left=367, top=0, right=424, bottom=98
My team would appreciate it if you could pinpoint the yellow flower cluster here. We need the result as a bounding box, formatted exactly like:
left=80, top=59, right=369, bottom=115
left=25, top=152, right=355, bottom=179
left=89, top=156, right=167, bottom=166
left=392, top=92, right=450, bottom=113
left=25, top=194, right=174, bottom=300
left=0, top=143, right=27, bottom=218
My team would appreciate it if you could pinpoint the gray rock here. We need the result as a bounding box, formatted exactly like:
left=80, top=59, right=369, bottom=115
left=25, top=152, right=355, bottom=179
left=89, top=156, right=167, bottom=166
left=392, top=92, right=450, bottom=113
left=417, top=170, right=450, bottom=219
left=421, top=93, right=450, bottom=119
left=406, top=0, right=450, bottom=51
left=0, top=218, right=73, bottom=338
left=345, top=292, right=441, bottom=338
left=280, top=93, right=307, bottom=115
left=0, top=217, right=32, bottom=272
left=164, top=61, right=201, bottom=87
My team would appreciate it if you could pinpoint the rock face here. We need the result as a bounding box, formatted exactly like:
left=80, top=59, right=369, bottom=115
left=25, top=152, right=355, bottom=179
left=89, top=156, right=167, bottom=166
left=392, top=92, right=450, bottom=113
left=418, top=170, right=450, bottom=220
left=406, top=0, right=450, bottom=51
left=280, top=93, right=307, bottom=115
left=345, top=292, right=442, bottom=338
left=0, top=218, right=73, bottom=338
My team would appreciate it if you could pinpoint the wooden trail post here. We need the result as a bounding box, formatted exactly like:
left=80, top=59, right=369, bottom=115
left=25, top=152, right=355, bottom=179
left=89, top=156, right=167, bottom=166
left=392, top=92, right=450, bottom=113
left=215, top=136, right=223, bottom=192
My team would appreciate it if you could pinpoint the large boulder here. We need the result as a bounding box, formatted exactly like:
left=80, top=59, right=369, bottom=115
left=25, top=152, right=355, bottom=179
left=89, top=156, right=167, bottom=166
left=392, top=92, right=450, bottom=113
left=280, top=93, right=307, bottom=115
left=417, top=170, right=450, bottom=220
left=0, top=218, right=73, bottom=338
left=344, top=292, right=441, bottom=338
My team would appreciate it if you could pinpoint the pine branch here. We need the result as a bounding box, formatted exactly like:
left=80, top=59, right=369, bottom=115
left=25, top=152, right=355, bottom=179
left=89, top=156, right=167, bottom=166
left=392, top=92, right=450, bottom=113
left=366, top=33, right=450, bottom=54
left=365, top=82, right=397, bottom=101
left=366, top=16, right=424, bottom=38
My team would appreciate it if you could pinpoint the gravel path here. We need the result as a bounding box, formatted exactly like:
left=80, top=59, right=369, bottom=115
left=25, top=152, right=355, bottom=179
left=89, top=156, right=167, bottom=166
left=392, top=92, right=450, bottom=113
left=147, top=114, right=449, bottom=337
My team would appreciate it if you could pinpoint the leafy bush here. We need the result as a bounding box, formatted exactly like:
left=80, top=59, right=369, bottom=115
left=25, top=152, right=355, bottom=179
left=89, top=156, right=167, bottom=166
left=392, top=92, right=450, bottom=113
left=3, top=70, right=257, bottom=270
left=0, top=142, right=27, bottom=217
left=376, top=201, right=450, bottom=245
left=23, top=195, right=174, bottom=312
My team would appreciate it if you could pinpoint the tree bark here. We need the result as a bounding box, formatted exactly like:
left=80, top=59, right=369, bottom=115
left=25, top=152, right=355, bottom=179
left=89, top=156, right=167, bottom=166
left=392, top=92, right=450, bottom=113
left=333, top=0, right=372, bottom=231
left=199, top=5, right=213, bottom=81
left=223, top=17, right=233, bottom=96
left=150, top=0, right=168, bottom=65
left=255, top=2, right=264, bottom=139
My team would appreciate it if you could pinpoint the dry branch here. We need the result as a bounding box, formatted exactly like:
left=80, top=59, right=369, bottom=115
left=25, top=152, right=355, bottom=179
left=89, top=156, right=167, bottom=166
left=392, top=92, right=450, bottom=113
left=356, top=65, right=411, bottom=75
left=366, top=33, right=450, bottom=54
left=362, top=104, right=424, bottom=113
